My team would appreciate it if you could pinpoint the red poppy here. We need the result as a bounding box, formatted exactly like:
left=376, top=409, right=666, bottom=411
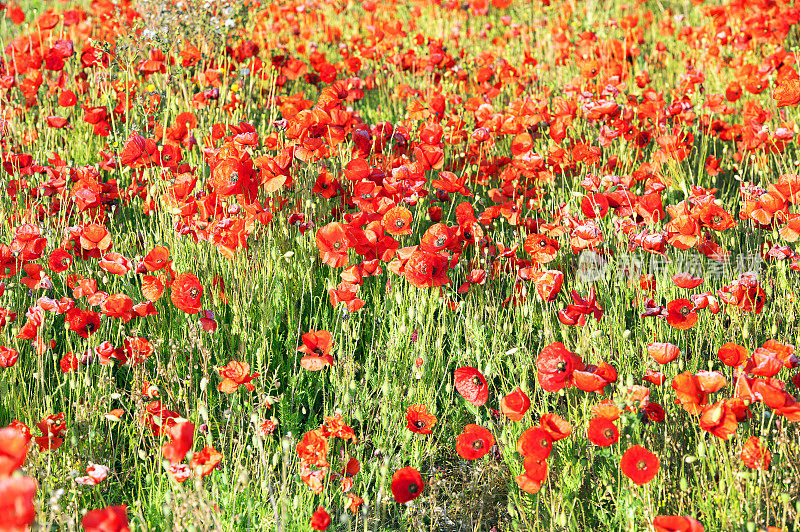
left=665, top=299, right=698, bottom=330
left=162, top=422, right=195, bottom=464
left=0, top=347, right=19, bottom=368
left=82, top=505, right=130, bottom=532
left=0, top=427, right=28, bottom=476
left=455, top=424, right=495, bottom=460
left=141, top=275, right=165, bottom=302
left=500, top=388, right=531, bottom=421
left=143, top=246, right=171, bottom=272
left=648, top=343, right=680, bottom=364
left=383, top=206, right=413, bottom=236
left=403, top=250, right=450, bottom=288
left=0, top=476, right=37, bottom=530
left=530, top=270, right=564, bottom=301
left=47, top=248, right=72, bottom=273
left=316, top=222, right=350, bottom=267
left=298, top=330, right=334, bottom=370
left=620, top=445, right=660, bottom=485
left=652, top=516, right=705, bottom=532
left=453, top=367, right=489, bottom=406
left=740, top=436, right=771, bottom=470
left=391, top=467, right=424, bottom=503
left=586, top=416, right=619, bottom=447
left=539, top=413, right=572, bottom=441
left=516, top=427, right=553, bottom=460
left=406, top=404, right=437, bottom=435
left=536, top=342, right=583, bottom=392
left=65, top=308, right=102, bottom=338
left=217, top=361, right=259, bottom=393
left=189, top=445, right=223, bottom=476
left=524, top=233, right=559, bottom=264
left=171, top=273, right=203, bottom=314
left=310, top=505, right=331, bottom=531
left=717, top=342, right=748, bottom=367
left=699, top=400, right=738, bottom=440
left=773, top=78, right=800, bottom=107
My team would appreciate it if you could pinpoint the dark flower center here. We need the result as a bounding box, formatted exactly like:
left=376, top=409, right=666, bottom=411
left=189, top=288, right=199, bottom=299
left=556, top=361, right=567, bottom=372
left=603, top=428, right=614, bottom=440
left=333, top=241, right=342, bottom=250
left=435, top=236, right=446, bottom=247
left=395, top=219, right=405, bottom=228
left=471, top=376, right=483, bottom=386
left=540, top=438, right=549, bottom=448
left=414, top=420, right=426, bottom=429
left=407, top=482, right=419, bottom=494
left=472, top=439, right=484, bottom=449
left=637, top=460, right=647, bottom=470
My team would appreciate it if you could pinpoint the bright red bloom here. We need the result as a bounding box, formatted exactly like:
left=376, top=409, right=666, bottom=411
left=0, top=427, right=28, bottom=476
left=170, top=273, right=203, bottom=314
left=539, top=413, right=573, bottom=441
left=536, top=342, right=583, bottom=392
left=406, top=404, right=437, bottom=435
left=0, top=476, right=37, bottom=530
left=648, top=343, right=680, bottom=364
left=0, top=347, right=19, bottom=368
left=391, top=467, right=424, bottom=504
left=453, top=367, right=488, bottom=406
left=190, top=445, right=223, bottom=476
left=310, top=505, right=331, bottom=531
left=665, top=299, right=698, bottom=330
left=516, top=427, right=553, bottom=460
left=718, top=343, right=748, bottom=367
left=298, top=330, right=334, bottom=370
left=741, top=436, right=771, bottom=470
left=81, top=505, right=130, bottom=532
left=699, top=400, right=738, bottom=440
left=620, top=445, right=660, bottom=485
left=652, top=515, right=705, bottom=532
left=162, top=422, right=195, bottom=464
left=455, top=424, right=495, bottom=460
left=316, top=222, right=350, bottom=268
left=217, top=361, right=259, bottom=393
left=586, top=416, right=618, bottom=447
left=500, top=388, right=531, bottom=421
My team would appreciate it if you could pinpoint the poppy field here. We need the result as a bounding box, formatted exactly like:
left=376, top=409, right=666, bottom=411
left=2, top=0, right=800, bottom=530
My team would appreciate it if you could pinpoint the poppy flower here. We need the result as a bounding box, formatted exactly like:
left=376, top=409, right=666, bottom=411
left=536, top=342, right=583, bottom=392
left=47, top=248, right=72, bottom=273
left=0, top=347, right=19, bottom=368
left=516, top=427, right=553, bottom=460
left=515, top=468, right=544, bottom=494
left=171, top=273, right=203, bottom=314
left=524, top=233, right=559, bottom=264
left=699, top=400, right=738, bottom=440
left=665, top=299, right=698, bottom=330
left=671, top=273, right=704, bottom=289
left=539, top=413, right=573, bottom=441
left=620, top=445, right=660, bottom=485
left=453, top=367, right=488, bottom=406
left=310, top=505, right=331, bottom=531
left=644, top=403, right=666, bottom=423
left=455, top=424, right=495, bottom=460
left=143, top=246, right=171, bottom=272
left=530, top=270, right=564, bottom=301
left=65, top=308, right=102, bottom=338
left=82, top=505, right=130, bottom=532
left=586, top=416, right=619, bottom=447
left=391, top=467, right=424, bottom=504
left=718, top=342, right=748, bottom=367
left=189, top=445, right=223, bottom=476
left=773, top=78, right=800, bottom=107
left=298, top=330, right=334, bottom=370
left=406, top=404, right=437, bottom=435
left=648, top=343, right=680, bottom=364
left=403, top=250, right=450, bottom=288
left=500, top=388, right=531, bottom=421
left=316, top=222, right=350, bottom=267
left=383, top=206, right=413, bottom=236
left=0, top=476, right=37, bottom=530
left=217, top=361, right=259, bottom=393
left=652, top=516, right=705, bottom=532
left=0, top=427, right=28, bottom=476
left=740, top=436, right=771, bottom=470
left=162, top=422, right=195, bottom=464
